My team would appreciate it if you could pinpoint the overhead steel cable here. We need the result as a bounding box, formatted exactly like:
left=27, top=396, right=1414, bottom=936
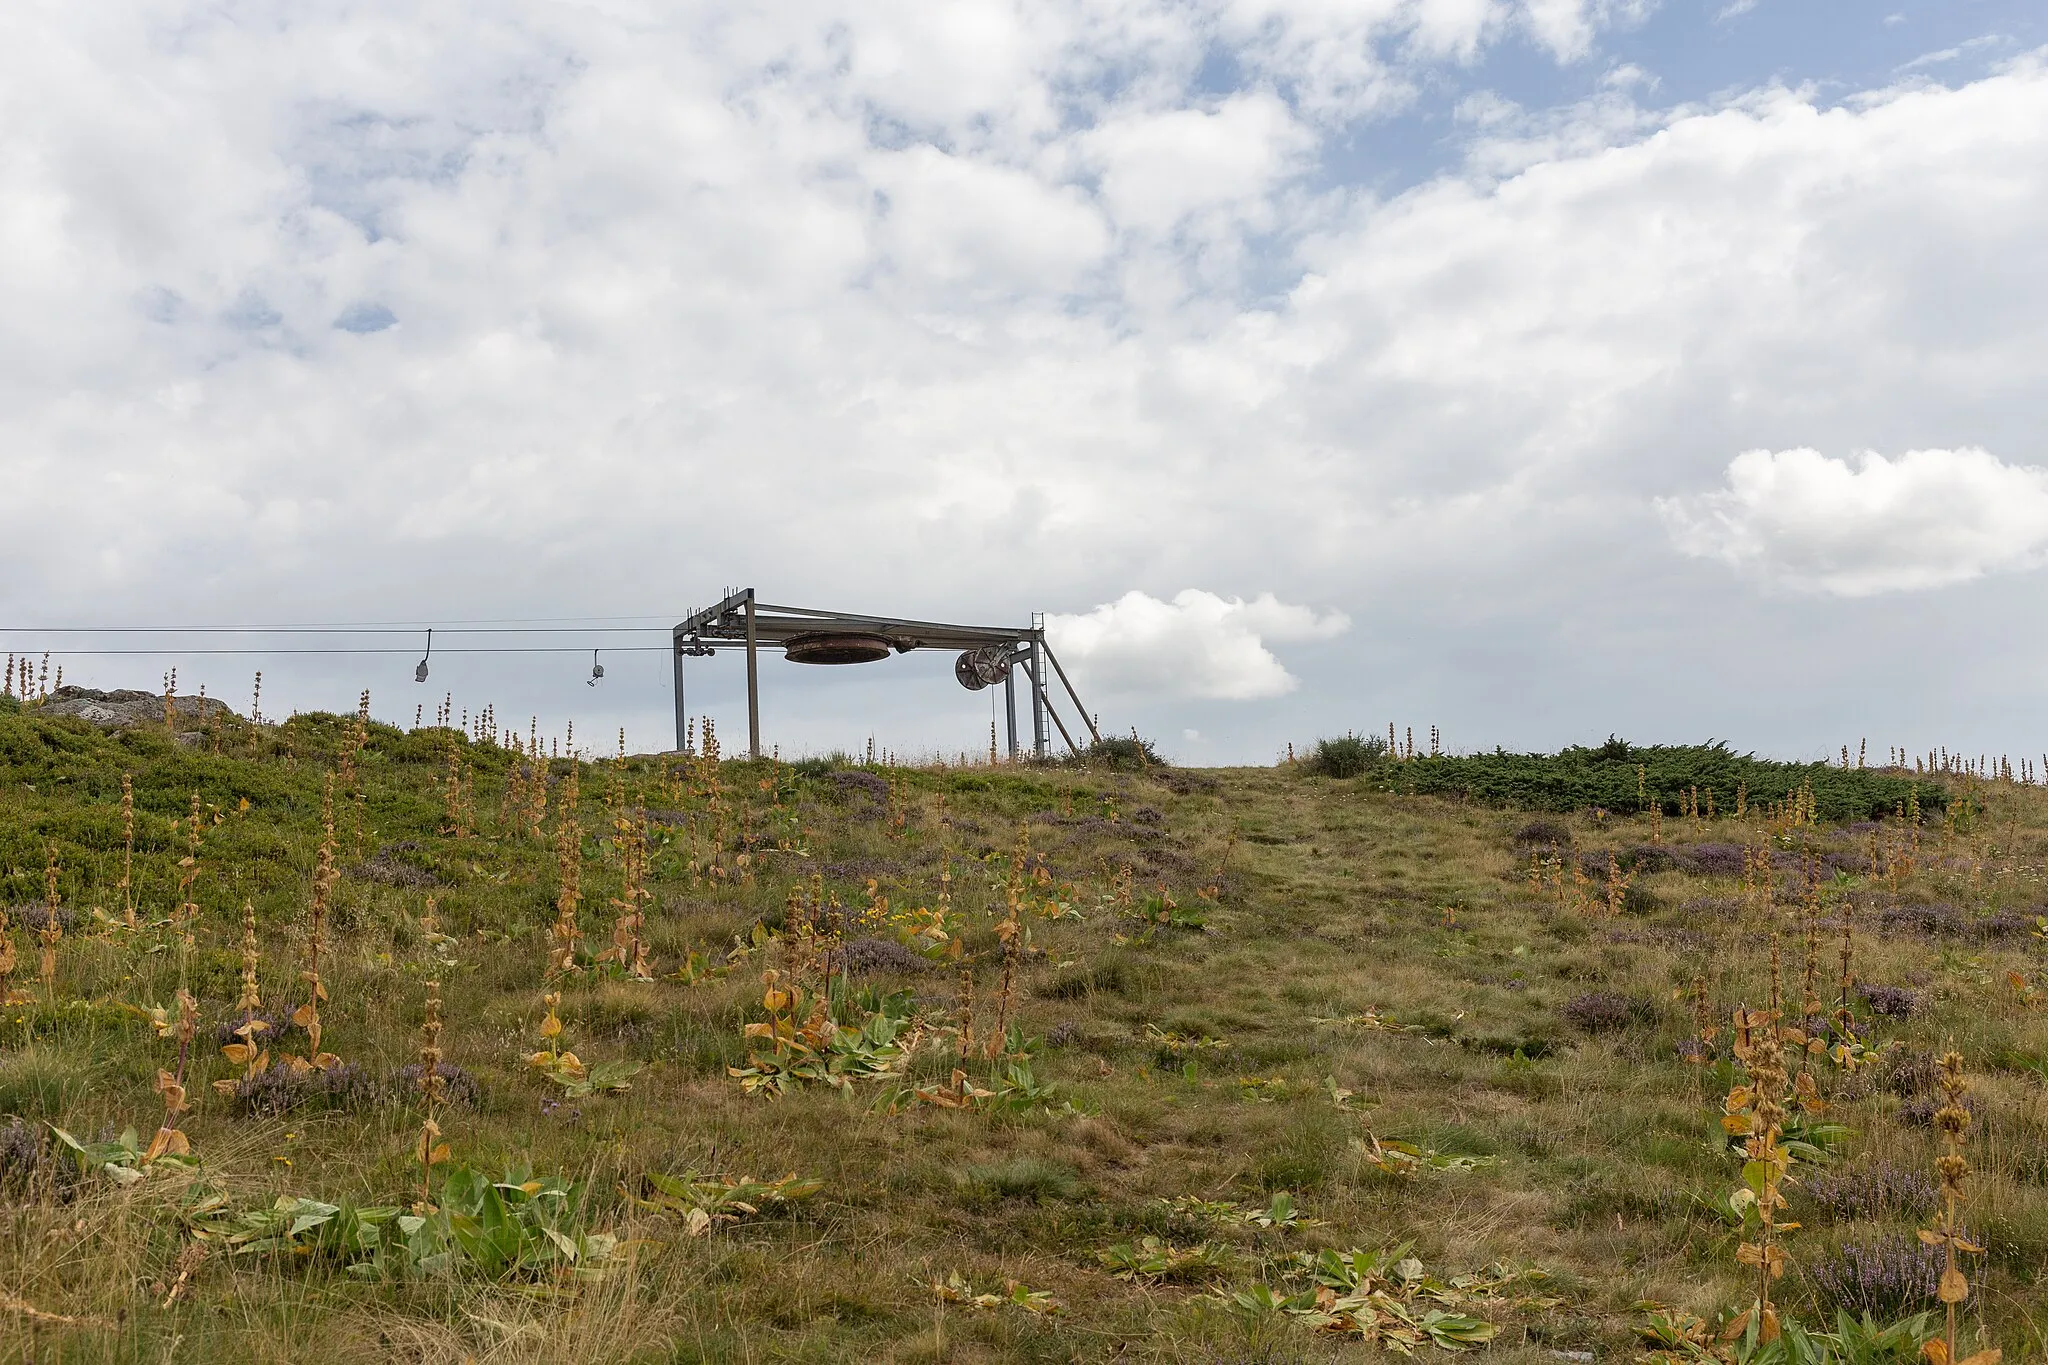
left=0, top=625, right=672, bottom=635
left=0, top=645, right=677, bottom=656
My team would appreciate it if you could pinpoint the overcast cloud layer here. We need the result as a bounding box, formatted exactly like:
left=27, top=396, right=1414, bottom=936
left=3, top=2, right=2044, bottom=763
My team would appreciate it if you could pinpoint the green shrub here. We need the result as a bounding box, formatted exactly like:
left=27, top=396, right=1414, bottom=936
left=1306, top=733, right=1387, bottom=778
left=1352, top=739, right=1940, bottom=821
left=1067, top=736, right=1164, bottom=771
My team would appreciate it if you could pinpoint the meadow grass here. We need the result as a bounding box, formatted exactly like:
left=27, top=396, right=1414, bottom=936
left=0, top=698, right=2042, bottom=1361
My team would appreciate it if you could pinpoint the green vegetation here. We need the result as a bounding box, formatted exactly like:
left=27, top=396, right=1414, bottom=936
left=0, top=696, right=2037, bottom=1363
left=1336, top=739, right=1942, bottom=822
left=1308, top=734, right=1390, bottom=779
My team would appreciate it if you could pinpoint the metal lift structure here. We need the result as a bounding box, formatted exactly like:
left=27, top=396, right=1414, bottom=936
left=671, top=589, right=1100, bottom=760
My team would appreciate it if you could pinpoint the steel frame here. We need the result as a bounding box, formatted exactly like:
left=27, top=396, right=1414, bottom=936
left=671, top=589, right=1100, bottom=760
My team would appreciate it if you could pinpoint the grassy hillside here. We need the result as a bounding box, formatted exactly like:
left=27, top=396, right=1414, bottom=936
left=0, top=696, right=2043, bottom=1362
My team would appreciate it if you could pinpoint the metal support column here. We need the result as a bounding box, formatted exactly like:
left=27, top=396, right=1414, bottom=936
left=744, top=592, right=761, bottom=760
left=1003, top=660, right=1019, bottom=758
left=1029, top=620, right=1049, bottom=759
left=684, top=642, right=700, bottom=753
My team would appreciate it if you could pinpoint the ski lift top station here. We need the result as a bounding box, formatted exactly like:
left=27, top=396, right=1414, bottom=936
left=672, top=589, right=1099, bottom=760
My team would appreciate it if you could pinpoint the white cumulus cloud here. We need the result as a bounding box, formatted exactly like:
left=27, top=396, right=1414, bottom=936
left=1047, top=590, right=1350, bottom=701
left=1657, top=447, right=2048, bottom=595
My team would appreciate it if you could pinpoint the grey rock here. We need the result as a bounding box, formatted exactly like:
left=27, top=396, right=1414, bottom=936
left=39, top=686, right=235, bottom=729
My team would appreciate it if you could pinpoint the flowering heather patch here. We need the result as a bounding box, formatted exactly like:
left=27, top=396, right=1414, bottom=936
left=233, top=1062, right=379, bottom=1117
left=1899, top=1095, right=1975, bottom=1130
left=1677, top=843, right=1746, bottom=877
left=832, top=936, right=930, bottom=977
left=828, top=770, right=891, bottom=802
left=1872, top=903, right=2030, bottom=941
left=1561, top=991, right=1654, bottom=1033
left=1805, top=1162, right=1938, bottom=1221
left=0, top=1117, right=44, bottom=1192
left=1512, top=820, right=1572, bottom=847
left=1882, top=1049, right=1935, bottom=1097
left=212, top=1009, right=306, bottom=1051
left=1808, top=1235, right=1943, bottom=1318
left=1577, top=846, right=1680, bottom=877
left=1975, top=909, right=2036, bottom=941
left=390, top=1062, right=482, bottom=1109
left=1878, top=904, right=1966, bottom=937
left=1624, top=844, right=1679, bottom=873
left=8, top=903, right=79, bottom=935
left=1860, top=984, right=1923, bottom=1018
left=344, top=854, right=439, bottom=888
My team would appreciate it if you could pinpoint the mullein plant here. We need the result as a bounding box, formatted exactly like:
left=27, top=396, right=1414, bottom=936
left=287, top=776, right=342, bottom=1072
left=416, top=978, right=450, bottom=1209
left=1683, top=975, right=1717, bottom=1099
left=603, top=813, right=653, bottom=980
left=235, top=900, right=262, bottom=1013
left=548, top=763, right=584, bottom=977
left=442, top=739, right=470, bottom=840
left=530, top=991, right=573, bottom=1078
left=1602, top=851, right=1634, bottom=918
left=39, top=845, right=62, bottom=1003
left=118, top=773, right=137, bottom=928
left=146, top=991, right=199, bottom=1165
left=172, top=794, right=203, bottom=958
left=214, top=901, right=270, bottom=1097
left=501, top=734, right=526, bottom=832
left=1924, top=1052, right=2000, bottom=1365
left=1725, top=1004, right=1797, bottom=1342
left=1836, top=897, right=1856, bottom=1021
left=516, top=720, right=540, bottom=839
left=0, top=901, right=15, bottom=1005
left=419, top=896, right=459, bottom=968
left=985, top=825, right=1029, bottom=1056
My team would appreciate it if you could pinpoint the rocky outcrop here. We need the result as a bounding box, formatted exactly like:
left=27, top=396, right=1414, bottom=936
left=38, top=686, right=236, bottom=729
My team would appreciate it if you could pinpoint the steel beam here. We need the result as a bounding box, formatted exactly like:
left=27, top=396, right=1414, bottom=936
left=670, top=590, right=1102, bottom=763
left=1040, top=640, right=1101, bottom=745
left=744, top=592, right=760, bottom=760
left=1003, top=662, right=1019, bottom=758
left=1028, top=628, right=1049, bottom=759
left=684, top=642, right=700, bottom=753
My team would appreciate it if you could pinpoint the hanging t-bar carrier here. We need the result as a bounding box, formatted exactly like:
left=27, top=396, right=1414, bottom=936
left=671, top=589, right=1100, bottom=760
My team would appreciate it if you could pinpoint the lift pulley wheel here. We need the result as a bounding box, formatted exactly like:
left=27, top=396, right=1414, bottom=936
left=954, top=645, right=1011, bottom=691
left=785, top=632, right=894, bottom=665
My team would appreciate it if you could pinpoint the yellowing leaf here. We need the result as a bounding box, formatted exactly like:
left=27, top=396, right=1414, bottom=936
left=1940, top=1265, right=1970, bottom=1304
left=143, top=1126, right=190, bottom=1162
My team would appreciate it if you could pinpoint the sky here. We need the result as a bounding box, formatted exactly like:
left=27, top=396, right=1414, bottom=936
left=2, top=0, right=2045, bottom=765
